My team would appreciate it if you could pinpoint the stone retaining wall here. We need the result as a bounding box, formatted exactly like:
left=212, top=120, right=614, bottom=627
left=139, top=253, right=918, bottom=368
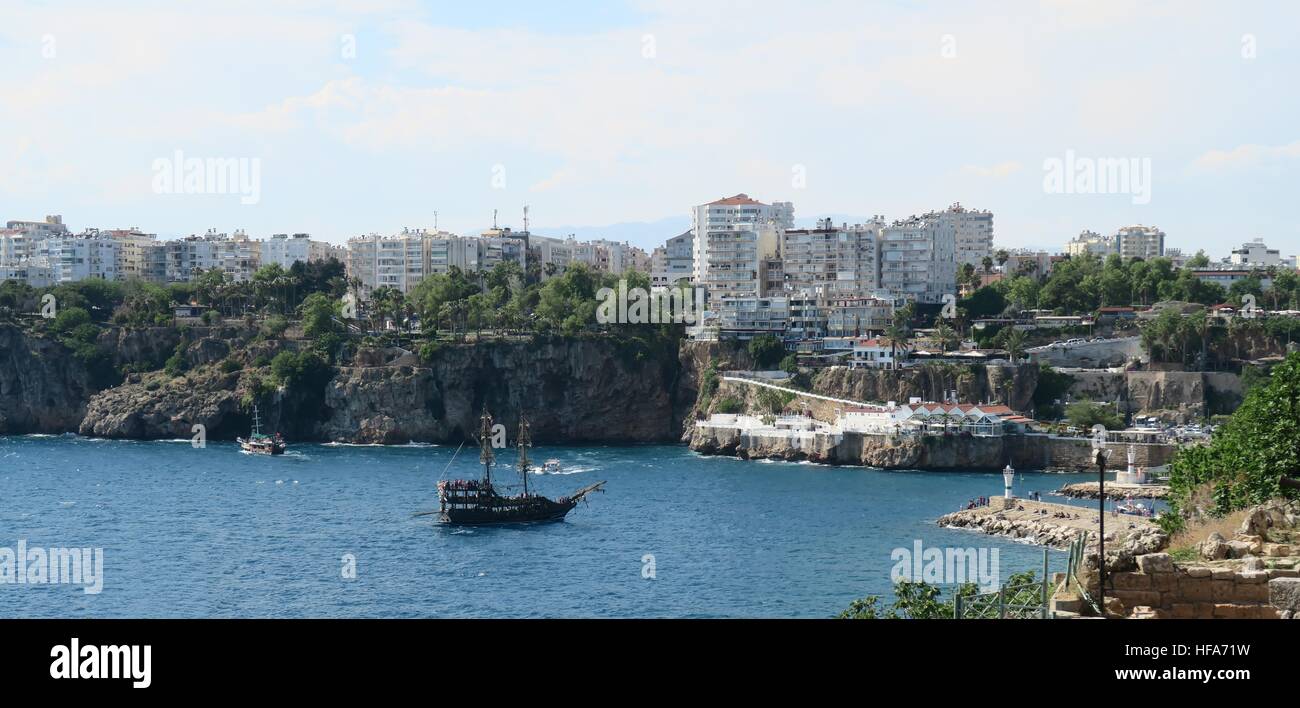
left=1109, top=554, right=1300, bottom=619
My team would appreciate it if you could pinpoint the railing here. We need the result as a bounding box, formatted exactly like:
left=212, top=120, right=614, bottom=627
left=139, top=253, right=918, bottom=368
left=954, top=548, right=1052, bottom=619
left=1064, top=530, right=1102, bottom=615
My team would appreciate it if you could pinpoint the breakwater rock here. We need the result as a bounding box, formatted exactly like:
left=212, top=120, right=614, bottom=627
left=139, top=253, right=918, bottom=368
left=1056, top=482, right=1169, bottom=500
left=938, top=499, right=1168, bottom=572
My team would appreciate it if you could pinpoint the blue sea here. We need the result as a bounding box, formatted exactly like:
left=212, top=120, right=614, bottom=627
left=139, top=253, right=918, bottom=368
left=0, top=436, right=1108, bottom=618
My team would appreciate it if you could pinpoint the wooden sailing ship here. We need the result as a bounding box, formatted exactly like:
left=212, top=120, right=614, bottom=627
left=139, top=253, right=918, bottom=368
left=430, top=409, right=604, bottom=525
left=237, top=404, right=286, bottom=455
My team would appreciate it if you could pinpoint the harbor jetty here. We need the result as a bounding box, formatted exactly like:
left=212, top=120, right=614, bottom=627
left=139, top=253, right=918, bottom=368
left=938, top=497, right=1167, bottom=570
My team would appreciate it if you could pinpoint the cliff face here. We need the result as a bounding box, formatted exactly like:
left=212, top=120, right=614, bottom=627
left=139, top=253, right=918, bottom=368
left=0, top=325, right=93, bottom=433
left=317, top=339, right=692, bottom=444
left=811, top=363, right=1038, bottom=411
left=4, top=327, right=692, bottom=443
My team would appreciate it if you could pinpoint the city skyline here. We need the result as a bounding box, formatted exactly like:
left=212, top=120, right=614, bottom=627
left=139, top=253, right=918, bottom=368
left=2, top=1, right=1298, bottom=255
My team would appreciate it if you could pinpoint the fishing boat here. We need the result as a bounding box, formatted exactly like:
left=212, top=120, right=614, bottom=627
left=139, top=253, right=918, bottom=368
left=424, top=409, right=604, bottom=525
left=237, top=404, right=286, bottom=455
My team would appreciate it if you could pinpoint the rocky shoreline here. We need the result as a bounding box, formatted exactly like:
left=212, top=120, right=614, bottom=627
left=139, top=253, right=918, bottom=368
left=1055, top=482, right=1169, bottom=500
left=938, top=498, right=1168, bottom=572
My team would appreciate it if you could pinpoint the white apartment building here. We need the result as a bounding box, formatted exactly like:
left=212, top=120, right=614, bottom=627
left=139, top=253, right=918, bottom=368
left=1115, top=225, right=1165, bottom=260
left=166, top=230, right=261, bottom=283
left=589, top=239, right=644, bottom=275
left=1066, top=230, right=1116, bottom=257
left=347, top=229, right=527, bottom=296
left=102, top=228, right=165, bottom=284
left=780, top=217, right=882, bottom=297
left=930, top=203, right=993, bottom=267
left=0, top=229, right=35, bottom=264
left=878, top=215, right=957, bottom=304
left=651, top=231, right=694, bottom=287
left=1001, top=249, right=1056, bottom=278
left=1228, top=238, right=1296, bottom=269
left=262, top=233, right=335, bottom=269
left=0, top=261, right=54, bottom=287
left=46, top=232, right=120, bottom=282
left=692, top=194, right=793, bottom=305
left=825, top=296, right=895, bottom=337
left=717, top=295, right=790, bottom=339
left=346, top=230, right=431, bottom=294
left=531, top=235, right=575, bottom=279
left=849, top=337, right=911, bottom=369
left=6, top=215, right=69, bottom=239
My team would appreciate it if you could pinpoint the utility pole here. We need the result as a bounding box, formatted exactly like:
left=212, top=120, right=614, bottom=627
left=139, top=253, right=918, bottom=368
left=1095, top=441, right=1108, bottom=617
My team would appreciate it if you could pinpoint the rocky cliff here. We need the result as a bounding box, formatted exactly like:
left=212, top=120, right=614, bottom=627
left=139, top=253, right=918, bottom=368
left=0, top=324, right=94, bottom=433
left=3, top=324, right=696, bottom=443
left=811, top=362, right=1038, bottom=411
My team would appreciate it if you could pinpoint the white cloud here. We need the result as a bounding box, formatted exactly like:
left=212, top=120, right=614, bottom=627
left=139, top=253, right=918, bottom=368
left=1189, top=140, right=1300, bottom=173
left=960, top=161, right=1024, bottom=178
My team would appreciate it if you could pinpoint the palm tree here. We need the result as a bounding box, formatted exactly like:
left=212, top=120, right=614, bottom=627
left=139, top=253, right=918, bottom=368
left=935, top=321, right=958, bottom=353
left=884, top=322, right=907, bottom=370
left=1003, top=327, right=1027, bottom=364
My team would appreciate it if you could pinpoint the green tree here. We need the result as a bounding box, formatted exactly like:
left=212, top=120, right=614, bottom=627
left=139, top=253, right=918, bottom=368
left=747, top=334, right=786, bottom=369
left=1065, top=400, right=1122, bottom=430
left=1164, top=351, right=1300, bottom=530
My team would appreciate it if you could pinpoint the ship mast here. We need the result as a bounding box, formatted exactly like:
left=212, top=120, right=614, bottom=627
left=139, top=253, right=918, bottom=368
left=516, top=414, right=532, bottom=496
left=251, top=404, right=262, bottom=436
left=478, top=408, right=494, bottom=486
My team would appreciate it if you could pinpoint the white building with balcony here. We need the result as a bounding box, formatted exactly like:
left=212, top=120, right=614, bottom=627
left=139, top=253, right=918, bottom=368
left=780, top=218, right=882, bottom=297
left=878, top=215, right=957, bottom=304
left=692, top=194, right=792, bottom=305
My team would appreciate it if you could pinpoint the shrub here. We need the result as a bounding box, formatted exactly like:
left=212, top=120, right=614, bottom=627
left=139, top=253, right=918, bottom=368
left=747, top=334, right=785, bottom=369
left=713, top=396, right=742, bottom=414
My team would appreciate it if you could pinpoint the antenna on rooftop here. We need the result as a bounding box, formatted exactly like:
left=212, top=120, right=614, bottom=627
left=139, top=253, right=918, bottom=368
left=523, top=205, right=530, bottom=233
left=493, top=209, right=498, bottom=230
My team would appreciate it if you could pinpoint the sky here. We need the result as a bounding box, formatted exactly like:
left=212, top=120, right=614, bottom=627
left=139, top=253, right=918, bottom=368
left=1, top=0, right=1298, bottom=257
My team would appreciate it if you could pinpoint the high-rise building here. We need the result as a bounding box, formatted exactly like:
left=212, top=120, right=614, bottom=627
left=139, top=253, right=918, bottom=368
left=780, top=217, right=882, bottom=297
left=650, top=231, right=694, bottom=287
left=691, top=194, right=793, bottom=304
left=46, top=231, right=120, bottom=282
left=262, top=233, right=335, bottom=269
left=1228, top=238, right=1295, bottom=269
left=1115, top=225, right=1165, bottom=260
left=929, top=203, right=993, bottom=267
left=878, top=215, right=957, bottom=304
left=1065, top=230, right=1116, bottom=257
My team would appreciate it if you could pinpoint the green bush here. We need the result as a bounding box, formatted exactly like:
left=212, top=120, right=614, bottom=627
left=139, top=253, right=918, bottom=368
left=747, top=334, right=786, bottom=369
left=269, top=350, right=333, bottom=390
left=219, top=358, right=242, bottom=374
left=1065, top=400, right=1122, bottom=430
left=713, top=396, right=742, bottom=414
left=1166, top=351, right=1300, bottom=524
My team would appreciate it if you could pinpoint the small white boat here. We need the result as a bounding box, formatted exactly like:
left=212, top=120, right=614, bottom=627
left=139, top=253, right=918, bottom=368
left=541, top=459, right=562, bottom=474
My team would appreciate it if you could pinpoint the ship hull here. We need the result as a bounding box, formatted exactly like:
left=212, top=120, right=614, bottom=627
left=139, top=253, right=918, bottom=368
left=439, top=491, right=577, bottom=524
left=439, top=497, right=578, bottom=525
